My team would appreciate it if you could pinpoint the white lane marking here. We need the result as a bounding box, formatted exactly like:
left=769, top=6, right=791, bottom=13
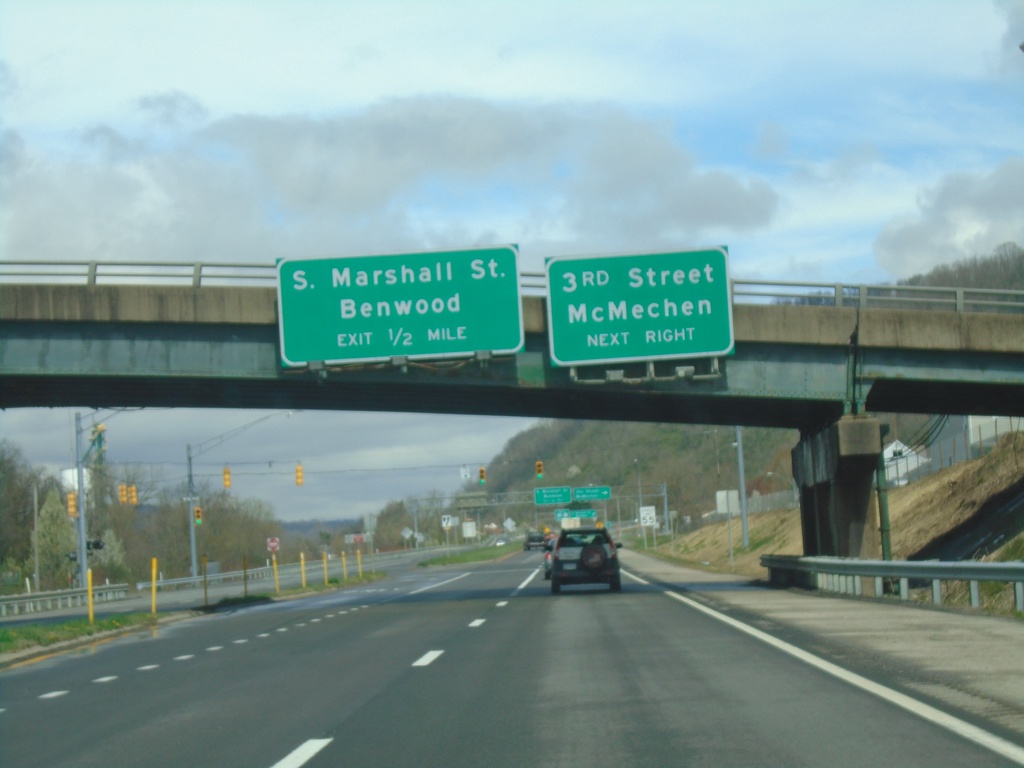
left=270, top=738, right=333, bottom=768
left=276, top=628, right=288, bottom=633
left=93, top=676, right=118, bottom=683
left=621, top=569, right=649, bottom=585
left=663, top=589, right=1024, bottom=766
left=512, top=569, right=539, bottom=595
left=233, top=639, right=248, bottom=644
left=324, top=614, right=334, bottom=618
left=39, top=691, right=68, bottom=699
left=207, top=646, right=224, bottom=652
left=137, top=665, right=159, bottom=671
left=412, top=650, right=445, bottom=667
left=310, top=618, right=321, bottom=623
left=496, top=601, right=508, bottom=607
left=469, top=619, right=486, bottom=628
left=295, top=623, right=306, bottom=627
left=174, top=655, right=194, bottom=661
left=409, top=572, right=471, bottom=595
left=257, top=633, right=270, bottom=638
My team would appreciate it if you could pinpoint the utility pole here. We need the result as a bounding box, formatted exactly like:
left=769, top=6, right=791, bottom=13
left=736, top=426, right=749, bottom=548
left=74, top=413, right=88, bottom=588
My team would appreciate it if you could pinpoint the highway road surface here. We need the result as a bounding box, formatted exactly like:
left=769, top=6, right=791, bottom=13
left=2, top=549, right=1023, bottom=768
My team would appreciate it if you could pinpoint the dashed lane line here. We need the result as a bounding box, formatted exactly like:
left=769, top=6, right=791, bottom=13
left=269, top=738, right=333, bottom=768
left=411, top=650, right=444, bottom=667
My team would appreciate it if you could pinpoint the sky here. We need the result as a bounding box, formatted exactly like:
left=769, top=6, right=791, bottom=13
left=1, top=1, right=1023, bottom=524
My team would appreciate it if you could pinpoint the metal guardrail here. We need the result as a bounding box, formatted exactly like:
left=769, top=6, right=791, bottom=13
left=761, top=555, right=1024, bottom=612
left=0, top=584, right=130, bottom=617
left=3, top=260, right=1024, bottom=314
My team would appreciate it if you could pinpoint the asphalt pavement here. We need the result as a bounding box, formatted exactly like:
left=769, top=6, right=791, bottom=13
left=618, top=547, right=1024, bottom=742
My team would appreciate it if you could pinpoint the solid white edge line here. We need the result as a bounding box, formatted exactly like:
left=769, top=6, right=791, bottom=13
left=269, top=738, right=333, bottom=768
left=409, top=572, right=471, bottom=595
left=412, top=650, right=444, bottom=667
left=662, top=588, right=1024, bottom=766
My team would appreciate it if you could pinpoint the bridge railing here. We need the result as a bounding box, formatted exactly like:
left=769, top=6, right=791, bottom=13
left=4, top=260, right=1024, bottom=314
left=761, top=554, right=1024, bottom=612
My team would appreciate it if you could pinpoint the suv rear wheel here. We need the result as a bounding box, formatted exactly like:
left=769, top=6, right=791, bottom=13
left=551, top=580, right=561, bottom=594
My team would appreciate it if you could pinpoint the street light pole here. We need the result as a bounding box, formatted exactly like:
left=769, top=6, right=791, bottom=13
left=74, top=412, right=88, bottom=588
left=736, top=426, right=749, bottom=548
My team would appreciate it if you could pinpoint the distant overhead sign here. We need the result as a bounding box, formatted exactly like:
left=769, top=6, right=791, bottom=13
left=535, top=486, right=572, bottom=505
left=573, top=486, right=610, bottom=501
left=545, top=248, right=733, bottom=366
left=277, top=246, right=524, bottom=366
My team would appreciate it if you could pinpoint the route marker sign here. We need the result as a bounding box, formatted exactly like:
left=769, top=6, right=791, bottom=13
left=277, top=246, right=524, bottom=366
left=573, top=485, right=610, bottom=501
left=545, top=247, right=734, bottom=366
left=535, top=486, right=572, bottom=505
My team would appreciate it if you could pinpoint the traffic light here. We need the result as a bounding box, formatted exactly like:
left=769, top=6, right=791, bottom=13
left=194, top=506, right=202, bottom=525
left=295, top=463, right=304, bottom=486
left=86, top=539, right=105, bottom=551
left=118, top=483, right=128, bottom=503
left=478, top=466, right=486, bottom=485
left=67, top=491, right=78, bottom=517
left=223, top=466, right=231, bottom=488
left=535, top=460, right=544, bottom=479
left=129, top=485, right=138, bottom=505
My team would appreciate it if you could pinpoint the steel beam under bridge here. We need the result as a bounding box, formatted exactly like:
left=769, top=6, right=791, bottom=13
left=3, top=284, right=1024, bottom=432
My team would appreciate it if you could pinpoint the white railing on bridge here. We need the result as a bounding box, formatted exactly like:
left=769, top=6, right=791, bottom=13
left=3, top=260, right=1024, bottom=314
left=761, top=554, right=1024, bottom=612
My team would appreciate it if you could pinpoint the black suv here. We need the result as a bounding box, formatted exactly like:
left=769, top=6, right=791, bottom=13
left=523, top=531, right=546, bottom=551
left=549, top=526, right=622, bottom=593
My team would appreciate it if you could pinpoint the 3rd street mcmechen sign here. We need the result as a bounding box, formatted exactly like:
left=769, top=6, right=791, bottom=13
left=545, top=248, right=734, bottom=367
left=277, top=246, right=524, bottom=366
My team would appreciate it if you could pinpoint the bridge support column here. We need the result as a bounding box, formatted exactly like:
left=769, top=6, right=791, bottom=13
left=792, top=416, right=882, bottom=558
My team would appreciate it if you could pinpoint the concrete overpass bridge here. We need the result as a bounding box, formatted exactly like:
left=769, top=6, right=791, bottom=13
left=4, top=260, right=1024, bottom=560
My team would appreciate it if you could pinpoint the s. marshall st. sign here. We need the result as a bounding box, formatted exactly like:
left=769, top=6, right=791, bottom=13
left=545, top=247, right=734, bottom=367
left=276, top=246, right=524, bottom=367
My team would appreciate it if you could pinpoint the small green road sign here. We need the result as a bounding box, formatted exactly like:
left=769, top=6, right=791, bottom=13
left=545, top=247, right=733, bottom=367
left=277, top=246, right=524, bottom=367
left=535, top=486, right=572, bottom=505
left=554, top=509, right=596, bottom=520
left=573, top=486, right=611, bottom=501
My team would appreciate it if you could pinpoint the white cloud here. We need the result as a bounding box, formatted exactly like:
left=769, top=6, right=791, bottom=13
left=874, top=157, right=1024, bottom=278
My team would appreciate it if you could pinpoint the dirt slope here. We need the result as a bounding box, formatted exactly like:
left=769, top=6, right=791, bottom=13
left=656, top=432, right=1024, bottom=578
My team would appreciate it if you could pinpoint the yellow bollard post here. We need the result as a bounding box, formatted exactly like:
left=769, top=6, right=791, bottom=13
left=357, top=548, right=363, bottom=578
left=272, top=554, right=280, bottom=594
left=342, top=552, right=348, bottom=581
left=151, top=557, right=157, bottom=614
left=300, top=551, right=307, bottom=589
left=87, top=568, right=94, bottom=624
left=322, top=552, right=328, bottom=585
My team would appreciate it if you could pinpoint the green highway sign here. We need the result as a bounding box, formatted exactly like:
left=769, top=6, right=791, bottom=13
left=535, top=486, right=572, bottom=505
left=573, top=486, right=610, bottom=501
left=555, top=509, right=596, bottom=520
left=276, top=246, right=524, bottom=366
left=545, top=248, right=734, bottom=366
